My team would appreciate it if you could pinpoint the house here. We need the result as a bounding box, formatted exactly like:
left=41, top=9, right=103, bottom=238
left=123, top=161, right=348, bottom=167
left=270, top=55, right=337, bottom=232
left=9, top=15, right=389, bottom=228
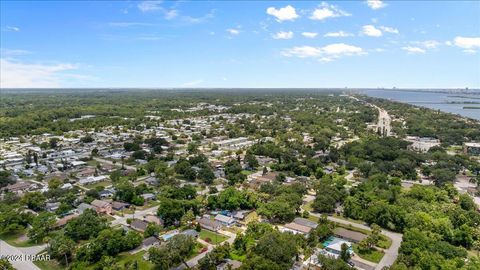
left=405, top=136, right=441, bottom=152
left=322, top=237, right=353, bottom=258
left=76, top=203, right=96, bottom=214
left=144, top=215, right=163, bottom=226
left=302, top=249, right=323, bottom=270
left=334, top=228, right=367, bottom=243
left=232, top=210, right=251, bottom=222
left=90, top=199, right=112, bottom=215
left=1, top=181, right=32, bottom=194
left=181, top=229, right=199, bottom=238
left=214, top=214, right=236, bottom=227
left=53, top=214, right=78, bottom=228
left=248, top=171, right=278, bottom=187
left=79, top=175, right=107, bottom=185
left=141, top=236, right=162, bottom=249
left=281, top=222, right=312, bottom=235
left=77, top=167, right=97, bottom=178
left=198, top=217, right=222, bottom=232
left=130, top=219, right=149, bottom=232
left=141, top=193, right=156, bottom=201
left=111, top=201, right=130, bottom=211
left=145, top=177, right=159, bottom=186
left=464, top=142, right=480, bottom=155
left=60, top=183, right=73, bottom=189
left=46, top=202, right=61, bottom=212
left=293, top=217, right=318, bottom=229
left=99, top=189, right=115, bottom=199
left=217, top=259, right=242, bottom=270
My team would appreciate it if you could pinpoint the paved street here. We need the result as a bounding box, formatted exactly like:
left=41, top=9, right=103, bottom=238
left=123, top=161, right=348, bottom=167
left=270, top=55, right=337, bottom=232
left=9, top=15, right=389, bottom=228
left=0, top=240, right=46, bottom=270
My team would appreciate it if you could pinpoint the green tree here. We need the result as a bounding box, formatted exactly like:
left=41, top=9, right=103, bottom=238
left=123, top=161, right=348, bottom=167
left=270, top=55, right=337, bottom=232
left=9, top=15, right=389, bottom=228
left=28, top=212, right=56, bottom=243
left=48, top=234, right=76, bottom=266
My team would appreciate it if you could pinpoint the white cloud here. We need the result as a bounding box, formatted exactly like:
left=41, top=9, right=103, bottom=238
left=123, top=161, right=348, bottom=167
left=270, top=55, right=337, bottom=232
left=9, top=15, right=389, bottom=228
left=164, top=9, right=178, bottom=20
left=402, top=46, right=426, bottom=54
left=324, top=31, right=353, bottom=37
left=1, top=48, right=31, bottom=57
left=282, top=43, right=364, bottom=62
left=183, top=10, right=215, bottom=24
left=137, top=1, right=162, bottom=12
left=302, top=32, right=318, bottom=38
left=182, top=80, right=203, bottom=87
left=310, top=2, right=351, bottom=21
left=0, top=59, right=79, bottom=88
left=453, top=36, right=480, bottom=49
left=108, top=22, right=153, bottom=27
left=137, top=1, right=178, bottom=19
left=379, top=26, right=399, bottom=34
left=366, top=0, right=386, bottom=10
left=227, top=28, right=240, bottom=35
left=266, top=5, right=299, bottom=22
left=4, top=26, right=20, bottom=32
left=361, top=25, right=382, bottom=37
left=418, top=40, right=440, bottom=49
left=272, top=31, right=293, bottom=39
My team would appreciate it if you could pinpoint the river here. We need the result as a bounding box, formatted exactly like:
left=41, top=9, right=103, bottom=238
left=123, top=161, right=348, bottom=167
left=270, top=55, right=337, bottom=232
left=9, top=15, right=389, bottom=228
left=359, top=89, right=480, bottom=121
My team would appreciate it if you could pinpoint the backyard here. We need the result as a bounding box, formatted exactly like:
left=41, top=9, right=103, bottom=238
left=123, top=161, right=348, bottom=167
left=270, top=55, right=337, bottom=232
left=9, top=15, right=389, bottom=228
left=199, top=230, right=228, bottom=244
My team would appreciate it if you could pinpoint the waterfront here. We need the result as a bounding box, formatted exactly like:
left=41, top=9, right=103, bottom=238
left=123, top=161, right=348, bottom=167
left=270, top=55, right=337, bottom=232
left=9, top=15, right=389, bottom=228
left=361, top=89, right=480, bottom=120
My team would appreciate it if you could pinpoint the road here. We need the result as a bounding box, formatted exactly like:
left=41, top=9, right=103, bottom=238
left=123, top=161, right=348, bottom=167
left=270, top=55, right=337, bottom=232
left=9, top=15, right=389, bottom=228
left=309, top=213, right=403, bottom=270
left=110, top=205, right=159, bottom=226
left=0, top=240, right=46, bottom=270
left=371, top=105, right=392, bottom=137
left=349, top=95, right=392, bottom=137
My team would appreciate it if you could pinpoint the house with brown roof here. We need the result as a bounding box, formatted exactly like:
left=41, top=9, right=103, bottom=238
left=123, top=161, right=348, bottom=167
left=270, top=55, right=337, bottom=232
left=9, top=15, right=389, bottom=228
left=198, top=217, right=222, bottom=232
left=111, top=201, right=130, bottom=211
left=144, top=214, right=163, bottom=226
left=281, top=222, right=312, bottom=235
left=90, top=199, right=112, bottom=215
left=54, top=214, right=79, bottom=228
left=130, top=219, right=149, bottom=232
left=1, top=181, right=32, bottom=194
left=333, top=228, right=367, bottom=243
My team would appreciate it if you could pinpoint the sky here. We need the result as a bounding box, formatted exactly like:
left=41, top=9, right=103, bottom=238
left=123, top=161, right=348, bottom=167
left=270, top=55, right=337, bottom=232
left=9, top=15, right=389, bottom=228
left=1, top=0, right=479, bottom=89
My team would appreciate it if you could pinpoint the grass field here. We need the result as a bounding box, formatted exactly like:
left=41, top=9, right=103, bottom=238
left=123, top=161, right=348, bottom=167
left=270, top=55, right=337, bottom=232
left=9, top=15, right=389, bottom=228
left=116, top=251, right=154, bottom=270
left=353, top=244, right=384, bottom=263
left=0, top=231, right=40, bottom=247
left=34, top=259, right=67, bottom=270
left=199, top=230, right=228, bottom=244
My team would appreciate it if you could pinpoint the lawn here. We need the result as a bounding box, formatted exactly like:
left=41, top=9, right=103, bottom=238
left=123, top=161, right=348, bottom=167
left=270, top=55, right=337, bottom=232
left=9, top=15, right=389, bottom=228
left=332, top=214, right=364, bottom=224
left=116, top=251, right=154, bottom=270
left=188, top=243, right=207, bottom=259
left=230, top=250, right=247, bottom=262
left=377, top=235, right=392, bottom=249
left=199, top=230, right=228, bottom=244
left=85, top=180, right=112, bottom=189
left=34, top=259, right=67, bottom=270
left=0, top=231, right=40, bottom=247
left=302, top=201, right=313, bottom=212
left=352, top=244, right=384, bottom=263
left=241, top=170, right=254, bottom=176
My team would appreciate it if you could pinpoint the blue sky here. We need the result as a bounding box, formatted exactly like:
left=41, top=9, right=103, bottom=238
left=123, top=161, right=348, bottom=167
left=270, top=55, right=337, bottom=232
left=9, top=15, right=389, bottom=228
left=1, top=0, right=479, bottom=88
